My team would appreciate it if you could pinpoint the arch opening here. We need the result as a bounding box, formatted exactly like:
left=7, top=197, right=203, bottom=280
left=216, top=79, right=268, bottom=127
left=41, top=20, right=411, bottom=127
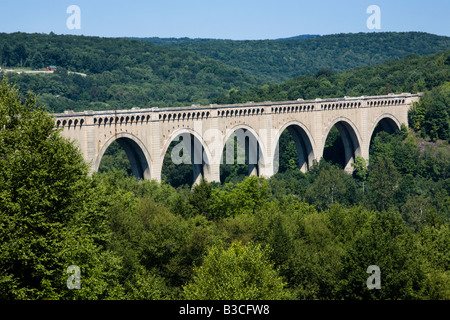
left=161, top=132, right=210, bottom=188
left=98, top=136, right=151, bottom=180
left=220, top=128, right=263, bottom=184
left=273, top=124, right=315, bottom=174
left=323, top=121, right=361, bottom=172
left=369, top=116, right=401, bottom=155
left=370, top=117, right=400, bottom=141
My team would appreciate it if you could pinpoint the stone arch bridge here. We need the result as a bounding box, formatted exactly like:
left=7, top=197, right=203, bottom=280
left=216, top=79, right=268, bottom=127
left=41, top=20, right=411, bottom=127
left=53, top=93, right=421, bottom=184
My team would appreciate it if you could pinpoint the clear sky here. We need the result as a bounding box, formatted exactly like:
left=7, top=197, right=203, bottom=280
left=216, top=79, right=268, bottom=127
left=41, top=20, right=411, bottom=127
left=0, top=0, right=449, bottom=39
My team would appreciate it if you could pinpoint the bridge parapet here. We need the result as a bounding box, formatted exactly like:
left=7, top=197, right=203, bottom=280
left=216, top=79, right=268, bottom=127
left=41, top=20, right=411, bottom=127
left=53, top=93, right=420, bottom=126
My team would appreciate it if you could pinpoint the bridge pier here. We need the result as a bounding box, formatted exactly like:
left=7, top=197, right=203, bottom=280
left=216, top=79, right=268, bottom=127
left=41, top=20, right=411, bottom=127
left=192, top=163, right=203, bottom=186
left=203, top=162, right=220, bottom=183
left=150, top=112, right=163, bottom=182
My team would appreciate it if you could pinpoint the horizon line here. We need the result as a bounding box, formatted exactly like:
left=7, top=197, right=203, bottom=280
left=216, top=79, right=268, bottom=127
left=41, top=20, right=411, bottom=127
left=1, top=30, right=449, bottom=41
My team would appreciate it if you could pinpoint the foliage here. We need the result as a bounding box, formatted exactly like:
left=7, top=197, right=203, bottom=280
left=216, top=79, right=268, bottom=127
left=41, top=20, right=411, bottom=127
left=209, top=176, right=270, bottom=219
left=213, top=50, right=450, bottom=105
left=409, top=82, right=450, bottom=142
left=141, top=32, right=450, bottom=83
left=182, top=241, right=292, bottom=300
left=336, top=210, right=426, bottom=300
left=0, top=79, right=121, bottom=299
left=367, top=156, right=401, bottom=212
left=352, top=157, right=368, bottom=192
left=276, top=130, right=300, bottom=173
left=305, top=162, right=360, bottom=210
left=0, top=32, right=261, bottom=113
left=1, top=30, right=449, bottom=300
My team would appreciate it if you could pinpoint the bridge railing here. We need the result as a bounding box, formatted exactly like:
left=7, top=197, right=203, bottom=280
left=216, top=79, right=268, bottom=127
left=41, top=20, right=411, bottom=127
left=52, top=93, right=421, bottom=129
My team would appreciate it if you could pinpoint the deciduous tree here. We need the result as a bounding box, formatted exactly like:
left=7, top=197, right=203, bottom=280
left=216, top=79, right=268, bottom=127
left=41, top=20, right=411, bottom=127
left=183, top=241, right=292, bottom=300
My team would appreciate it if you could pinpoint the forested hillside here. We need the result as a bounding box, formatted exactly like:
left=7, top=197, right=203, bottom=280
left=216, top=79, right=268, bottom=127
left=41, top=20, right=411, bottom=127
left=1, top=79, right=449, bottom=300
left=1, top=32, right=450, bottom=114
left=140, top=32, right=450, bottom=82
left=0, top=32, right=262, bottom=113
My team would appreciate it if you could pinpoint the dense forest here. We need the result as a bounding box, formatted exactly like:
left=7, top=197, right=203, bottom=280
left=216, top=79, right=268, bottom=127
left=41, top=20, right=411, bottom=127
left=1, top=32, right=450, bottom=114
left=0, top=32, right=262, bottom=113
left=0, top=31, right=449, bottom=300
left=140, top=32, right=450, bottom=82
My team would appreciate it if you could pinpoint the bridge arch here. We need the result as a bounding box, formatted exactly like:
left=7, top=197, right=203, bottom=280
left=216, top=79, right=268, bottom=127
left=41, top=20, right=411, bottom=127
left=368, top=113, right=402, bottom=141
left=160, top=128, right=214, bottom=185
left=272, top=120, right=316, bottom=173
left=323, top=116, right=362, bottom=172
left=94, top=132, right=152, bottom=180
left=220, top=124, right=267, bottom=178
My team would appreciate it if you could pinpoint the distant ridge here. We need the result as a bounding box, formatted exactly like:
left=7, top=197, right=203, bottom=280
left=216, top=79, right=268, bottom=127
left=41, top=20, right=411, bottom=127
left=275, top=34, right=321, bottom=40
left=128, top=37, right=221, bottom=45
left=212, top=49, right=450, bottom=105
left=136, top=32, right=450, bottom=82
left=132, top=34, right=322, bottom=44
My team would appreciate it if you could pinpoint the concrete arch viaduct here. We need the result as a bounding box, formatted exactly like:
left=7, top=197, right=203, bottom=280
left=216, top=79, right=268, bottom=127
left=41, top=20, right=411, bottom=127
left=53, top=93, right=421, bottom=184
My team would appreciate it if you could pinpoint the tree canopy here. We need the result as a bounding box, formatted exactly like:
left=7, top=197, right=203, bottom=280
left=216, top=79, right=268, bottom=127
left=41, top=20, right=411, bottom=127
left=0, top=79, right=120, bottom=299
left=140, top=32, right=450, bottom=83
left=0, top=32, right=261, bottom=113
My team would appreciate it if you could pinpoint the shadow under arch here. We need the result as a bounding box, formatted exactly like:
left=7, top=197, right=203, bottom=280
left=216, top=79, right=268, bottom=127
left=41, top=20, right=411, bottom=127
left=369, top=113, right=402, bottom=142
left=95, top=132, right=152, bottom=180
left=272, top=120, right=316, bottom=174
left=160, top=128, right=214, bottom=186
left=323, top=117, right=362, bottom=172
left=220, top=124, right=267, bottom=182
left=368, top=114, right=402, bottom=159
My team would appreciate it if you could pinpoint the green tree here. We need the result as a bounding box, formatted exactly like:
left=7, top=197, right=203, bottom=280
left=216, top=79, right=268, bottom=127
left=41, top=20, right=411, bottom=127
left=401, top=195, right=439, bottom=232
left=305, top=164, right=356, bottom=210
left=0, top=80, right=120, bottom=299
left=352, top=157, right=368, bottom=192
left=189, top=179, right=213, bottom=218
left=277, top=130, right=300, bottom=173
left=183, top=241, right=292, bottom=300
left=1, top=43, right=12, bottom=66
left=368, top=156, right=401, bottom=211
left=336, top=210, right=426, bottom=299
left=418, top=225, right=450, bottom=299
left=210, top=176, right=270, bottom=218
left=13, top=44, right=27, bottom=67
left=410, top=83, right=450, bottom=142
left=27, top=51, right=45, bottom=69
left=281, top=212, right=344, bottom=299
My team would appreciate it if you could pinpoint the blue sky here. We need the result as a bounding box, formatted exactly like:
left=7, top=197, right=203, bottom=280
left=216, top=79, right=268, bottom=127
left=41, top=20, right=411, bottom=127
left=1, top=0, right=449, bottom=39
